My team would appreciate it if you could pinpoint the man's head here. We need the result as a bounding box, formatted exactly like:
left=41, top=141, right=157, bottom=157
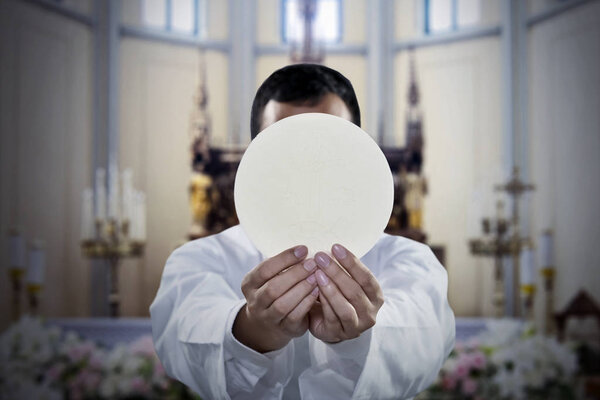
left=250, top=64, right=361, bottom=139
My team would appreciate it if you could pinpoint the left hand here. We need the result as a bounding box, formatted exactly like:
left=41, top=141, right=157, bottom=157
left=308, top=244, right=384, bottom=343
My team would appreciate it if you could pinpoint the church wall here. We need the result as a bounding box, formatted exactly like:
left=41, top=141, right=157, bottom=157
left=119, top=39, right=229, bottom=315
left=529, top=0, right=600, bottom=314
left=0, top=0, right=94, bottom=329
left=394, top=38, right=504, bottom=317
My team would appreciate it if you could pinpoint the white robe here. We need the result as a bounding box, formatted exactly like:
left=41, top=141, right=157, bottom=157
left=150, top=224, right=455, bottom=400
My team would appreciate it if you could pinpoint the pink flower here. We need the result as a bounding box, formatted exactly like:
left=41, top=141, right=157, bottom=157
left=46, top=363, right=65, bottom=382
left=470, top=351, right=486, bottom=370
left=67, top=341, right=96, bottom=363
left=453, top=354, right=471, bottom=378
left=131, top=335, right=156, bottom=358
left=455, top=341, right=465, bottom=353
left=462, top=378, right=477, bottom=395
left=131, top=376, right=151, bottom=394
left=442, top=375, right=457, bottom=391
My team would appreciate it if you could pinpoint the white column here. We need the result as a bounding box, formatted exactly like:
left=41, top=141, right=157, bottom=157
left=229, top=0, right=256, bottom=145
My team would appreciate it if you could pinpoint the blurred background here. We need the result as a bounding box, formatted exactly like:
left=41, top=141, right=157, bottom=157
left=0, top=0, right=599, bottom=335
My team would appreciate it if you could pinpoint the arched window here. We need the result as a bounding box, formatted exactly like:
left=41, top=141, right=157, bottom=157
left=424, top=0, right=480, bottom=35
left=282, top=0, right=342, bottom=44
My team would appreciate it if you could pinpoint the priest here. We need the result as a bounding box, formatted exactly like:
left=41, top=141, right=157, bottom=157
left=150, top=64, right=455, bottom=400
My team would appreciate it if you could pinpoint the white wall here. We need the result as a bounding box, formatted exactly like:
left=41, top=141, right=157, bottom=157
left=529, top=1, right=600, bottom=313
left=0, top=0, right=94, bottom=329
left=395, top=38, right=504, bottom=316
left=119, top=39, right=229, bottom=315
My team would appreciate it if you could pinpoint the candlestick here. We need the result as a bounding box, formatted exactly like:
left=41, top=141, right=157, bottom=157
left=26, top=240, right=45, bottom=315
left=519, top=244, right=536, bottom=322
left=540, top=229, right=556, bottom=335
left=8, top=228, right=26, bottom=321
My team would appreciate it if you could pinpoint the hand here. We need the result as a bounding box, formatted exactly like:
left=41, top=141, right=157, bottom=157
left=234, top=245, right=320, bottom=353
left=308, top=244, right=384, bottom=343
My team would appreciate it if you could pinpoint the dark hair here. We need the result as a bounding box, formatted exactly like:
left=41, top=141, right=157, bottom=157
left=250, top=64, right=361, bottom=139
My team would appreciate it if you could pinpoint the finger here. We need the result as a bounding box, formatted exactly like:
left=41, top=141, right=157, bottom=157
left=331, top=243, right=383, bottom=304
left=255, top=258, right=317, bottom=308
left=267, top=271, right=318, bottom=322
left=316, top=269, right=358, bottom=333
left=318, top=287, right=340, bottom=326
left=315, top=251, right=370, bottom=316
left=282, top=287, right=319, bottom=327
left=249, top=245, right=308, bottom=288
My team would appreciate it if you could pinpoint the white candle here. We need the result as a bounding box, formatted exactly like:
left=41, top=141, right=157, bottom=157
left=95, top=168, right=106, bottom=220
left=520, top=248, right=535, bottom=285
left=539, top=230, right=554, bottom=267
left=9, top=230, right=26, bottom=268
left=81, top=188, right=94, bottom=240
left=26, top=240, right=45, bottom=285
left=137, top=191, right=146, bottom=241
left=108, top=164, right=120, bottom=220
left=121, top=169, right=133, bottom=222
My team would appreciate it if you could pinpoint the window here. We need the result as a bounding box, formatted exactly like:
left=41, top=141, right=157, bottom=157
left=143, top=0, right=201, bottom=35
left=282, top=0, right=342, bottom=44
left=424, top=0, right=481, bottom=35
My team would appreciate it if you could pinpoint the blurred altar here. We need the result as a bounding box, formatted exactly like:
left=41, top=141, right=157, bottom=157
left=1, top=0, right=600, bottom=398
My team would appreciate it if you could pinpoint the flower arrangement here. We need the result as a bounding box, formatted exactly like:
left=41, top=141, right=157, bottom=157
left=418, top=320, right=580, bottom=400
left=0, top=316, right=200, bottom=400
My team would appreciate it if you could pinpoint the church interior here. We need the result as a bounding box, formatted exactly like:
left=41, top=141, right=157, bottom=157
left=1, top=0, right=600, bottom=398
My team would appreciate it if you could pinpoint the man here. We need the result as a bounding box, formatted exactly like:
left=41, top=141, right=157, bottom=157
left=150, top=64, right=455, bottom=400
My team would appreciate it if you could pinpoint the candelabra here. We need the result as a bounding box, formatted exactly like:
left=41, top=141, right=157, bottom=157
left=469, top=166, right=535, bottom=318
left=81, top=167, right=146, bottom=317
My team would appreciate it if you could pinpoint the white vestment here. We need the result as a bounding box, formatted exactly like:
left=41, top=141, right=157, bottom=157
left=150, top=224, right=455, bottom=400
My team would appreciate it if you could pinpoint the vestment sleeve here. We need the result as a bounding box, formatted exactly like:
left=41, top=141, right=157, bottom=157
left=299, top=239, right=455, bottom=400
left=149, top=240, right=295, bottom=400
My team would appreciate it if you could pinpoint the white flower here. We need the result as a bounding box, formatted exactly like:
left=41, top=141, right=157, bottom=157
left=493, top=369, right=525, bottom=399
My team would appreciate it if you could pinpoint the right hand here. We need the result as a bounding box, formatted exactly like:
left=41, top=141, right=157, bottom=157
left=233, top=245, right=319, bottom=353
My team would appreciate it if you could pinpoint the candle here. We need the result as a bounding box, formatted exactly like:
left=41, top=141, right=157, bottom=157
left=8, top=229, right=26, bottom=269
left=26, top=240, right=45, bottom=286
left=520, top=248, right=535, bottom=285
left=121, top=169, right=133, bottom=222
left=81, top=188, right=94, bottom=240
left=137, top=191, right=146, bottom=241
left=108, top=164, right=120, bottom=220
left=95, top=168, right=106, bottom=220
left=539, top=230, right=554, bottom=268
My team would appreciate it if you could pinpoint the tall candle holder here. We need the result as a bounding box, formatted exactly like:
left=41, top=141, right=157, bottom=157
left=519, top=241, right=536, bottom=322
left=9, top=267, right=25, bottom=321
left=25, top=239, right=45, bottom=316
left=539, top=229, right=556, bottom=335
left=469, top=166, right=535, bottom=318
left=8, top=228, right=26, bottom=321
left=81, top=167, right=146, bottom=317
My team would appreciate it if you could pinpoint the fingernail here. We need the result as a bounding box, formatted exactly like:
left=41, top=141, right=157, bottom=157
left=307, top=274, right=316, bottom=284
left=304, top=259, right=316, bottom=271
left=294, top=245, right=308, bottom=258
left=315, top=252, right=330, bottom=268
left=316, top=269, right=329, bottom=286
left=332, top=244, right=347, bottom=259
left=311, top=287, right=319, bottom=297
